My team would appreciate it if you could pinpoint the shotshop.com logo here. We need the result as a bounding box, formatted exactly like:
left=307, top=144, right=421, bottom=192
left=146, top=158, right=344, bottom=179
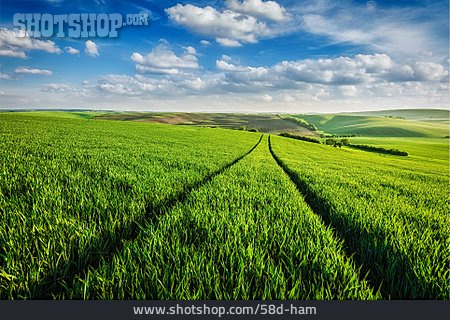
left=13, top=13, right=149, bottom=38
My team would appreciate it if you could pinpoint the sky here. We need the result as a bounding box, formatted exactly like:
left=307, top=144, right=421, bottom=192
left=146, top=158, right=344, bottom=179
left=0, top=0, right=448, bottom=113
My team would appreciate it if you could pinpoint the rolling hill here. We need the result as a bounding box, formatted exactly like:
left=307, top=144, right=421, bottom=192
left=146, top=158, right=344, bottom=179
left=95, top=112, right=319, bottom=135
left=345, top=109, right=449, bottom=121
left=296, top=111, right=448, bottom=138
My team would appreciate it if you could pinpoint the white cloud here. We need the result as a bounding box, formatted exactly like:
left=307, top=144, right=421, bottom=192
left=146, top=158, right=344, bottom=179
left=339, top=85, right=358, bottom=97
left=226, top=0, right=290, bottom=22
left=166, top=0, right=447, bottom=58
left=384, top=64, right=415, bottom=82
left=14, top=67, right=52, bottom=76
left=221, top=55, right=232, bottom=62
left=271, top=58, right=370, bottom=85
left=182, top=77, right=207, bottom=90
left=13, top=52, right=444, bottom=111
left=299, top=2, right=447, bottom=60
left=92, top=71, right=221, bottom=98
left=4, top=74, right=448, bottom=113
left=220, top=53, right=448, bottom=86
left=42, top=83, right=71, bottom=92
left=354, top=53, right=393, bottom=73
left=134, top=65, right=180, bottom=75
left=184, top=46, right=196, bottom=55
left=0, top=73, right=11, bottom=80
left=200, top=40, right=211, bottom=46
left=85, top=40, right=99, bottom=57
left=260, top=94, right=273, bottom=101
left=4, top=47, right=447, bottom=112
left=216, top=38, right=243, bottom=47
left=166, top=4, right=272, bottom=47
left=216, top=57, right=249, bottom=71
left=65, top=46, right=80, bottom=55
left=0, top=28, right=61, bottom=59
left=131, top=43, right=199, bottom=75
left=383, top=62, right=448, bottom=82
left=0, top=49, right=26, bottom=59
left=411, top=62, right=448, bottom=81
left=96, top=74, right=171, bottom=96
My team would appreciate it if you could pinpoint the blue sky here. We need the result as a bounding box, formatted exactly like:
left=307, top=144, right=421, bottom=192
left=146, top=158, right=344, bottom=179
left=0, top=0, right=448, bottom=112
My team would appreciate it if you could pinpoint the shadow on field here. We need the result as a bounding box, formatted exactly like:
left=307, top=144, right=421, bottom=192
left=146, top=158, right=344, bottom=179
left=29, top=135, right=263, bottom=299
left=268, top=135, right=435, bottom=299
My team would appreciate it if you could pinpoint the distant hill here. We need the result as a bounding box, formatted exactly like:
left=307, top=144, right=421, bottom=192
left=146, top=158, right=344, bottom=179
left=297, top=111, right=448, bottom=138
left=95, top=112, right=319, bottom=136
left=343, top=109, right=449, bottom=121
left=4, top=109, right=448, bottom=138
left=2, top=110, right=103, bottom=120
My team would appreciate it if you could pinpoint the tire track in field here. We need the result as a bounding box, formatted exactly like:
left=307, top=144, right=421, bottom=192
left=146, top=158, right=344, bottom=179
left=268, top=135, right=382, bottom=296
left=34, top=134, right=263, bottom=298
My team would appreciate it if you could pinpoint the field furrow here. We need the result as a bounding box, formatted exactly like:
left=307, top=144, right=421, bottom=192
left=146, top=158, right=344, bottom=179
left=0, top=114, right=260, bottom=299
left=269, top=135, right=449, bottom=299
left=65, top=135, right=379, bottom=300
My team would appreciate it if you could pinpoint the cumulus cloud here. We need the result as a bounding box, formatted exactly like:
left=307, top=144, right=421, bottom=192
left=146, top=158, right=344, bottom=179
left=166, top=4, right=273, bottom=47
left=14, top=67, right=52, bottom=76
left=411, top=62, right=448, bottom=81
left=0, top=27, right=61, bottom=59
left=226, top=0, right=290, bottom=22
left=131, top=43, right=199, bottom=75
left=165, top=1, right=446, bottom=57
left=0, top=73, right=11, bottom=80
left=382, top=62, right=448, bottom=82
left=46, top=52, right=447, bottom=109
left=219, top=53, right=448, bottom=87
left=4, top=1, right=447, bottom=113
left=85, top=68, right=447, bottom=112
left=354, top=53, right=393, bottom=73
left=271, top=58, right=370, bottom=85
left=11, top=47, right=446, bottom=112
left=65, top=46, right=80, bottom=55
left=216, top=56, right=252, bottom=71
left=93, top=71, right=220, bottom=97
left=216, top=59, right=245, bottom=72
left=85, top=40, right=99, bottom=57
left=184, top=46, right=197, bottom=55
left=0, top=49, right=26, bottom=59
left=96, top=74, right=172, bottom=96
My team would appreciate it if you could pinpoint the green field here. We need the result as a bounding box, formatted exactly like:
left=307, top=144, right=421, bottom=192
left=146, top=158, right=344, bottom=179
left=347, top=137, right=449, bottom=161
left=94, top=109, right=449, bottom=139
left=0, top=111, right=448, bottom=299
left=346, top=109, right=450, bottom=121
left=270, top=136, right=448, bottom=299
left=296, top=111, right=448, bottom=138
left=95, top=112, right=317, bottom=135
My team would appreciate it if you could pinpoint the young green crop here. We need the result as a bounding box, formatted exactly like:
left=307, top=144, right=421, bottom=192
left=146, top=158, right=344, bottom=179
left=270, top=135, right=449, bottom=299
left=0, top=113, right=260, bottom=299
left=0, top=111, right=446, bottom=300
left=67, top=136, right=379, bottom=300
